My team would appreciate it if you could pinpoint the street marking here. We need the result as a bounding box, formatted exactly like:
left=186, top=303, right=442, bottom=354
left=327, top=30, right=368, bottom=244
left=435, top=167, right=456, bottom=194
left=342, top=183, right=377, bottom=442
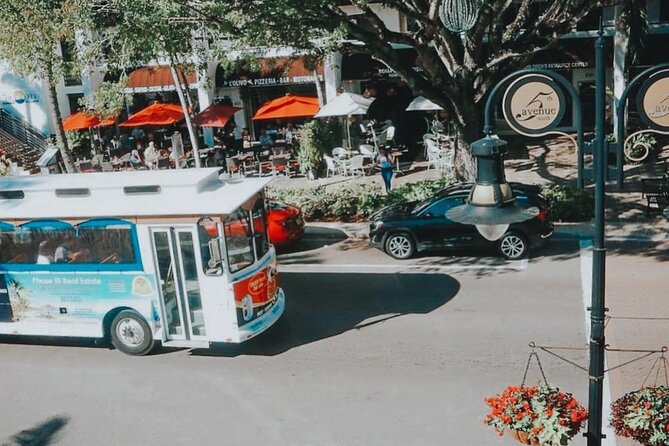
left=278, top=259, right=528, bottom=274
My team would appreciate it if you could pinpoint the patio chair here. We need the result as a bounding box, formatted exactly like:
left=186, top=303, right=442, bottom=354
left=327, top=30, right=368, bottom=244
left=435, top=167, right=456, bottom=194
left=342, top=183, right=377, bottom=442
left=100, top=162, right=114, bottom=172
left=156, top=158, right=170, bottom=169
left=359, top=144, right=375, bottom=160
left=332, top=147, right=347, bottom=159
left=226, top=157, right=243, bottom=176
left=271, top=157, right=290, bottom=176
left=324, top=155, right=338, bottom=177
left=77, top=160, right=93, bottom=173
left=348, top=155, right=367, bottom=176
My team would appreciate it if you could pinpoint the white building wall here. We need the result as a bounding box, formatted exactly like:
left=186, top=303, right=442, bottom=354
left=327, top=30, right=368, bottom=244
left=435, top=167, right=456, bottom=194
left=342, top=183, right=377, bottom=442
left=0, top=61, right=52, bottom=135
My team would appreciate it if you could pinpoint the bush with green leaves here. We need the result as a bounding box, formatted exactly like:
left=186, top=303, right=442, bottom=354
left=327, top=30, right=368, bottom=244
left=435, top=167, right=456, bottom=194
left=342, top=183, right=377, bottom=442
left=295, top=120, right=338, bottom=177
left=540, top=184, right=594, bottom=222
left=267, top=176, right=454, bottom=221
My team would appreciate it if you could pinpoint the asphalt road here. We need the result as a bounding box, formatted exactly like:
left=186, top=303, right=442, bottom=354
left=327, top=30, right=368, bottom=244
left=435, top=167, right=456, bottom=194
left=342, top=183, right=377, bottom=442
left=0, top=229, right=591, bottom=446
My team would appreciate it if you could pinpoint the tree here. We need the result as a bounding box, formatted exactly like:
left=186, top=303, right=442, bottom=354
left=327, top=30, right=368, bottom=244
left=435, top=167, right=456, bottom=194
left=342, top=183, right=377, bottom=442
left=0, top=0, right=86, bottom=173
left=176, top=0, right=623, bottom=179
left=86, top=0, right=218, bottom=165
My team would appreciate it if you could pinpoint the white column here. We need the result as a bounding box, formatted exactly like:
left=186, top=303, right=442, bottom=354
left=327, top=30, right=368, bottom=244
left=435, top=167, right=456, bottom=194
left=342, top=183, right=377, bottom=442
left=324, top=51, right=342, bottom=104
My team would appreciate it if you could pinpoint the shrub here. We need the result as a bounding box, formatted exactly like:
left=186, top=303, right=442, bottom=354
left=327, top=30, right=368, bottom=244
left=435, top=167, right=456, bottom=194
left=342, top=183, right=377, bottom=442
left=267, top=177, right=455, bottom=221
left=540, top=184, right=594, bottom=222
left=295, top=120, right=338, bottom=177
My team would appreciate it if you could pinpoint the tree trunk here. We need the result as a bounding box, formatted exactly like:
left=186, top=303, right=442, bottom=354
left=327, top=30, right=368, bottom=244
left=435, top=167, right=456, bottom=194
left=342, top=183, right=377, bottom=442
left=45, top=80, right=75, bottom=173
left=169, top=60, right=201, bottom=168
left=313, top=69, right=324, bottom=106
left=450, top=92, right=482, bottom=182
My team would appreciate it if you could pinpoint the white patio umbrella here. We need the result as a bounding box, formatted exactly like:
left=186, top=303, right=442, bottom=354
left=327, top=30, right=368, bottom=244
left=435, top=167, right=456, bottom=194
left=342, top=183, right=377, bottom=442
left=405, top=96, right=443, bottom=111
left=315, top=92, right=376, bottom=147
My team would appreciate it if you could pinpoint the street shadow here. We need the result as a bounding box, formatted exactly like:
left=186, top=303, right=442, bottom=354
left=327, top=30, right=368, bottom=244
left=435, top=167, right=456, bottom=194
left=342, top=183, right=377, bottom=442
left=405, top=238, right=579, bottom=278
left=191, top=272, right=459, bottom=357
left=276, top=226, right=348, bottom=255
left=5, top=416, right=69, bottom=446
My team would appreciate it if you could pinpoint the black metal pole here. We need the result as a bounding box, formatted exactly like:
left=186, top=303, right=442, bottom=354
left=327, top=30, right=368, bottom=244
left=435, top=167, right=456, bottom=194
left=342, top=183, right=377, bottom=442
left=586, top=22, right=607, bottom=446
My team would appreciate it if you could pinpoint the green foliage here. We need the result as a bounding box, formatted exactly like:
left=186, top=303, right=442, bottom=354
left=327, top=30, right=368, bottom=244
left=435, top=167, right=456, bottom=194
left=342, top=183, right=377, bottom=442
left=267, top=177, right=455, bottom=222
left=0, top=0, right=86, bottom=85
left=540, top=184, right=594, bottom=222
left=295, top=120, right=336, bottom=177
left=78, top=79, right=130, bottom=121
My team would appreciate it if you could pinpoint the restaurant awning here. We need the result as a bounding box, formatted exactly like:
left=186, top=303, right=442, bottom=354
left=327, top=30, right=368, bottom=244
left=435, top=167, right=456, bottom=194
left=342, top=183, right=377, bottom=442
left=216, top=57, right=324, bottom=88
left=124, top=66, right=198, bottom=93
left=252, top=94, right=319, bottom=120
left=119, top=102, right=185, bottom=127
left=192, top=104, right=242, bottom=127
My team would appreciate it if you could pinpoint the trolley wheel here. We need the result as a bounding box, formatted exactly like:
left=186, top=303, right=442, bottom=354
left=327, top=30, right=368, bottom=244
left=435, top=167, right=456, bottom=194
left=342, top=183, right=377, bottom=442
left=110, top=310, right=155, bottom=356
left=497, top=231, right=528, bottom=260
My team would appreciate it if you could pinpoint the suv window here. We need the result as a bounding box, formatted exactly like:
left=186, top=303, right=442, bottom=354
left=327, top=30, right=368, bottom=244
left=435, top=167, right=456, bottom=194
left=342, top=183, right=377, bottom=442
left=422, top=196, right=465, bottom=217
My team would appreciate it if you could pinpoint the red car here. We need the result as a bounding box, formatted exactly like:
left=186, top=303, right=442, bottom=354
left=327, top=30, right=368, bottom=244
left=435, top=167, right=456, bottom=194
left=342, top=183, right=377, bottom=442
left=267, top=201, right=305, bottom=246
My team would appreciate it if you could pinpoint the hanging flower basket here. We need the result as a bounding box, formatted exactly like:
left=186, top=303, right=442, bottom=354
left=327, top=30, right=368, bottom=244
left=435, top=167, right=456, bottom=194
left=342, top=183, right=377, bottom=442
left=610, top=386, right=669, bottom=446
left=484, top=384, right=588, bottom=446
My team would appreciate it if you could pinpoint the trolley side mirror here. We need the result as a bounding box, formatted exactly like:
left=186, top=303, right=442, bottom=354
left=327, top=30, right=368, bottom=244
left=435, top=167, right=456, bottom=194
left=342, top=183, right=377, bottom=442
left=206, top=238, right=224, bottom=275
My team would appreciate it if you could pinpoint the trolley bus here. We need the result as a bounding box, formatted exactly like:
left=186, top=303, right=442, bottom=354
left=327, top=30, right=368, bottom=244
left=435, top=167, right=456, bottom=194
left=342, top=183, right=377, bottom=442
left=0, top=168, right=285, bottom=355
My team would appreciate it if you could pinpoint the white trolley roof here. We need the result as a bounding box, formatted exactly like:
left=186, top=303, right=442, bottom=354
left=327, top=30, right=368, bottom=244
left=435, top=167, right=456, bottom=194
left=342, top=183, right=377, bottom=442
left=0, top=168, right=273, bottom=220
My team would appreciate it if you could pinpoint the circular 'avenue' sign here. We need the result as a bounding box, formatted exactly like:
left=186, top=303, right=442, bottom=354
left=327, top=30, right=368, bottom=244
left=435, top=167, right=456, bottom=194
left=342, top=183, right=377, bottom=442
left=502, top=75, right=566, bottom=136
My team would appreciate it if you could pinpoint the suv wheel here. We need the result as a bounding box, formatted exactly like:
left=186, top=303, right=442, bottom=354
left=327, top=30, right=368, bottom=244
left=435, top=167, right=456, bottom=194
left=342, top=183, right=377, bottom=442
left=498, top=232, right=527, bottom=260
left=385, top=232, right=415, bottom=260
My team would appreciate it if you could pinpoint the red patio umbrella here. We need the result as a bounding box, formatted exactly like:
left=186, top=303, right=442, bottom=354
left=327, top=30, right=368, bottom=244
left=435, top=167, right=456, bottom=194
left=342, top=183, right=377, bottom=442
left=63, top=111, right=115, bottom=131
left=252, top=94, right=319, bottom=120
left=119, top=102, right=185, bottom=127
left=192, top=104, right=242, bottom=127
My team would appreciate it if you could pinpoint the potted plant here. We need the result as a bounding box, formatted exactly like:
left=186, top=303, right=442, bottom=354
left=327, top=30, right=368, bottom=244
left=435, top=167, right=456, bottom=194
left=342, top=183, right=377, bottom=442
left=484, top=384, right=588, bottom=445
left=610, top=386, right=669, bottom=446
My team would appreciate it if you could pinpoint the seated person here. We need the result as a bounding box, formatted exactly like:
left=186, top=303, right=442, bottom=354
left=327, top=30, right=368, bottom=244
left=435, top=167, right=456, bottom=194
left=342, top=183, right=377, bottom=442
left=258, top=130, right=273, bottom=149
left=54, top=241, right=70, bottom=263
left=143, top=141, right=160, bottom=169
left=91, top=150, right=105, bottom=171
left=129, top=149, right=142, bottom=168
left=36, top=241, right=51, bottom=264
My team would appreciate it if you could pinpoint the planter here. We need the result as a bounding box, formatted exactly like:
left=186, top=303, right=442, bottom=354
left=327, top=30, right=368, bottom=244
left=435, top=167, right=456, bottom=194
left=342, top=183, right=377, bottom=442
left=508, top=429, right=539, bottom=446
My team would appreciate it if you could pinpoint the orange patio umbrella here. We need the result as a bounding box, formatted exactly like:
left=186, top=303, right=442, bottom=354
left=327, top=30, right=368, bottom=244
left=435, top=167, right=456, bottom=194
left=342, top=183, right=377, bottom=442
left=62, top=111, right=115, bottom=131
left=119, top=102, right=185, bottom=127
left=192, top=104, right=242, bottom=127
left=252, top=94, right=319, bottom=120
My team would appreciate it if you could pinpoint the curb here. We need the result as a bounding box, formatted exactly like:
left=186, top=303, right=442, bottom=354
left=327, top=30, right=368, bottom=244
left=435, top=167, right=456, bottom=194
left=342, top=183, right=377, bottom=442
left=306, top=221, right=669, bottom=242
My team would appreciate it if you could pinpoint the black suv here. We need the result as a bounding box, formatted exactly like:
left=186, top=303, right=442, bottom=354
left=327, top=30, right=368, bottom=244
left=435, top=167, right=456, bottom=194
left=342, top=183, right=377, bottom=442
left=369, top=182, right=553, bottom=260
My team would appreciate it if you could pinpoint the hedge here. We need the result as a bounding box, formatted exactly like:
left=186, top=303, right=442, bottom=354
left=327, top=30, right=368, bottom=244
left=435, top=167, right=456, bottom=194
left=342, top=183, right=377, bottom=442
left=267, top=179, right=593, bottom=223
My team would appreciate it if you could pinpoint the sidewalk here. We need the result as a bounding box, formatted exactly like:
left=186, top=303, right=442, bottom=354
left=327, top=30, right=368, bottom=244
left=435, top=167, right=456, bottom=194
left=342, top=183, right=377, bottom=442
left=272, top=134, right=669, bottom=240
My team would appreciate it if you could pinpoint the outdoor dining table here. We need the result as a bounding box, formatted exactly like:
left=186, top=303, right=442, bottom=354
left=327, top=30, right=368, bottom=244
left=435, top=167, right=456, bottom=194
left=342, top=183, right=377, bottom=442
left=391, top=149, right=408, bottom=175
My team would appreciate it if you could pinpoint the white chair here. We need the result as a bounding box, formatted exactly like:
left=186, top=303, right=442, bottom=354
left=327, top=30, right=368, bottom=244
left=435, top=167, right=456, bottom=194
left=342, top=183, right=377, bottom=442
left=101, top=161, right=114, bottom=172
left=324, top=155, right=338, bottom=177
left=385, top=126, right=396, bottom=147
left=358, top=144, right=375, bottom=159
left=332, top=147, right=347, bottom=159
left=348, top=155, right=366, bottom=176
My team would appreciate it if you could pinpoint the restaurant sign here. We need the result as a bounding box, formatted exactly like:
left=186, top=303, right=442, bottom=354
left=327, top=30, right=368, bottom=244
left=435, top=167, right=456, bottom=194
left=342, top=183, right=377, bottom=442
left=502, top=74, right=566, bottom=136
left=221, top=74, right=323, bottom=88
left=637, top=70, right=669, bottom=130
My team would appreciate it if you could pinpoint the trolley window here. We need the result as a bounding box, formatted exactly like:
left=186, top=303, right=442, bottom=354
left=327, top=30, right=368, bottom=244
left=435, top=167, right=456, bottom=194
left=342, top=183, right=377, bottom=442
left=223, top=209, right=254, bottom=274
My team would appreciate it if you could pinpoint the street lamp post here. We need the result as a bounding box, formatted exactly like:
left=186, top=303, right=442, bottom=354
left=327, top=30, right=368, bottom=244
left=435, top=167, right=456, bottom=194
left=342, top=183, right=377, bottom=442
left=586, top=23, right=608, bottom=446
